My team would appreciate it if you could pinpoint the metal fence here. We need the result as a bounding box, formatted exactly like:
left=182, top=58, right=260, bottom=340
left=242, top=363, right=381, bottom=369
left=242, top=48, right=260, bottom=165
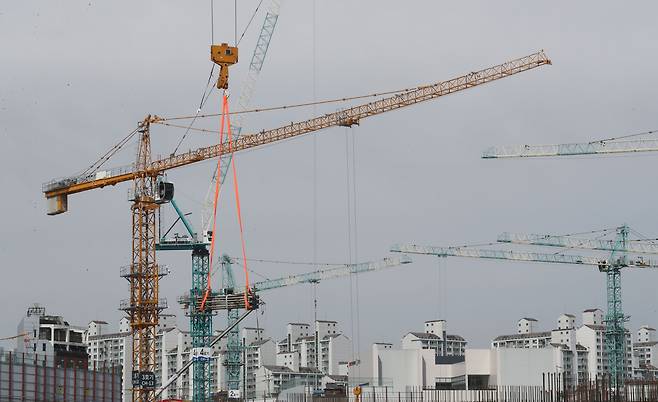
left=273, top=377, right=658, bottom=402
left=0, top=351, right=122, bottom=402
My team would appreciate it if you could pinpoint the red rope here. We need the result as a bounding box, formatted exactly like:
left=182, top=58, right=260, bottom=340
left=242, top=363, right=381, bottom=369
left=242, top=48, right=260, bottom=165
left=200, top=95, right=229, bottom=311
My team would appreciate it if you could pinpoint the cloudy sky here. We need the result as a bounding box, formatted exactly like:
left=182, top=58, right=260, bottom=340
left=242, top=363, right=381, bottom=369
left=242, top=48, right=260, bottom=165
left=2, top=0, right=658, bottom=377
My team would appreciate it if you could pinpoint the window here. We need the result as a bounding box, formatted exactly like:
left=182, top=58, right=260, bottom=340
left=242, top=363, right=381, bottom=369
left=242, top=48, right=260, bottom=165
left=42, top=343, right=46, bottom=352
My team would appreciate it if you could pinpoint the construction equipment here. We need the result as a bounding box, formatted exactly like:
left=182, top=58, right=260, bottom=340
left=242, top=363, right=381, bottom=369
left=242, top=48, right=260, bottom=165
left=482, top=130, right=658, bottom=159
left=155, top=305, right=259, bottom=399
left=212, top=43, right=239, bottom=90
left=163, top=7, right=282, bottom=400
left=392, top=225, right=658, bottom=386
left=496, top=225, right=658, bottom=386
left=480, top=129, right=658, bottom=384
left=182, top=255, right=413, bottom=310
left=178, top=254, right=412, bottom=397
left=43, top=51, right=550, bottom=402
left=201, top=0, right=281, bottom=239
left=156, top=199, right=213, bottom=402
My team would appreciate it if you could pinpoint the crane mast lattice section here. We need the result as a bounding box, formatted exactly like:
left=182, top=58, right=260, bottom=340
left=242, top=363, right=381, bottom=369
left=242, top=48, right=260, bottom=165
left=191, top=246, right=213, bottom=402
left=122, top=118, right=168, bottom=402
left=498, top=232, right=658, bottom=255
left=220, top=256, right=243, bottom=392
left=42, top=51, right=551, bottom=205
left=155, top=197, right=214, bottom=402
left=603, top=226, right=629, bottom=386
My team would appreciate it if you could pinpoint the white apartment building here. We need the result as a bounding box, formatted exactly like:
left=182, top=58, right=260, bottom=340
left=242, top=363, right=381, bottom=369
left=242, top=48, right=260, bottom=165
left=491, top=317, right=551, bottom=349
left=247, top=320, right=351, bottom=397
left=255, top=365, right=324, bottom=397
left=86, top=314, right=187, bottom=402
left=401, top=320, right=467, bottom=356
left=275, top=320, right=350, bottom=376
left=492, top=309, right=632, bottom=384
left=373, top=320, right=468, bottom=391
left=16, top=304, right=88, bottom=368
left=243, top=327, right=276, bottom=398
left=373, top=310, right=644, bottom=392
left=633, top=325, right=658, bottom=379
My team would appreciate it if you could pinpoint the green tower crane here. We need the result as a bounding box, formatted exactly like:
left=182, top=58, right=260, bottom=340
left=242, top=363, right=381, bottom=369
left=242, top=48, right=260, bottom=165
left=157, top=199, right=213, bottom=401
left=393, top=226, right=658, bottom=387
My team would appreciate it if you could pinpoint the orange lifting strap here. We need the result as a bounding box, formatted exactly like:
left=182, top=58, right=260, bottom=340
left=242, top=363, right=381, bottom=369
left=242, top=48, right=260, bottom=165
left=201, top=94, right=252, bottom=311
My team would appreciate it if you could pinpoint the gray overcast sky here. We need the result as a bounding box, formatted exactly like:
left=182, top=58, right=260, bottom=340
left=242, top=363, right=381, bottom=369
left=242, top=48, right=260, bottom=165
left=2, top=0, right=658, bottom=377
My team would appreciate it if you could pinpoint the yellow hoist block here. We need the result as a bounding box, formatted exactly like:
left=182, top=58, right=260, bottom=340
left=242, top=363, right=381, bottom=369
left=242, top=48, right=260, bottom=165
left=211, top=43, right=238, bottom=90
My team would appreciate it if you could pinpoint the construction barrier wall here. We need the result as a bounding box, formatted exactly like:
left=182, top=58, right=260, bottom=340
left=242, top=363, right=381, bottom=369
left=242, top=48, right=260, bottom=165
left=0, top=351, right=122, bottom=402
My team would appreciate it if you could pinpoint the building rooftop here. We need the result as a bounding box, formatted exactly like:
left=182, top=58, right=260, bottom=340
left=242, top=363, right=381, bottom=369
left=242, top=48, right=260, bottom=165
left=249, top=339, right=271, bottom=347
left=640, top=326, right=657, bottom=331
left=520, top=318, right=538, bottom=322
left=262, top=364, right=321, bottom=374
left=425, top=319, right=446, bottom=323
left=288, top=323, right=310, bottom=326
left=316, top=320, right=337, bottom=324
left=446, top=335, right=465, bottom=341
left=407, top=332, right=441, bottom=340
left=561, top=314, right=575, bottom=318
left=322, top=334, right=342, bottom=340
left=583, top=308, right=601, bottom=313
left=298, top=366, right=322, bottom=373
left=263, top=365, right=292, bottom=372
left=89, top=320, right=109, bottom=325
left=493, top=331, right=551, bottom=342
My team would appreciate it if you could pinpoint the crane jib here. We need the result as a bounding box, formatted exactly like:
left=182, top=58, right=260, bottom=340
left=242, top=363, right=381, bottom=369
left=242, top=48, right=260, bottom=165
left=43, top=51, right=550, bottom=214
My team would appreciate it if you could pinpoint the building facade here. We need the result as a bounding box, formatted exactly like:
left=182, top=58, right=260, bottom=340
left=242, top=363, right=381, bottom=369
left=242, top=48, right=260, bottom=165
left=16, top=304, right=88, bottom=369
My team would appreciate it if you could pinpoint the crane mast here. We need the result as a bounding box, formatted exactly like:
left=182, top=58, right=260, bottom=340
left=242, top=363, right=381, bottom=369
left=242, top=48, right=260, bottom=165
left=43, top=51, right=551, bottom=402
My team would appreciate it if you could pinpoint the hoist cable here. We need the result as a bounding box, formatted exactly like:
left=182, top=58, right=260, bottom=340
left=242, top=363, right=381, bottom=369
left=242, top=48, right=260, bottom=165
left=79, top=127, right=139, bottom=177
left=237, top=0, right=264, bottom=46
left=157, top=86, right=419, bottom=122
left=171, top=65, right=216, bottom=155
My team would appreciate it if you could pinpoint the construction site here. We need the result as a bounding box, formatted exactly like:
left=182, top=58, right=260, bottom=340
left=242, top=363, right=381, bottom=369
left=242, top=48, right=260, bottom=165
left=3, top=1, right=658, bottom=402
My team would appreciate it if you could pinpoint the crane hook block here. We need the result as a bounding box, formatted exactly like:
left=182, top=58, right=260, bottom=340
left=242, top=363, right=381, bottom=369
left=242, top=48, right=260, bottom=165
left=211, top=43, right=238, bottom=90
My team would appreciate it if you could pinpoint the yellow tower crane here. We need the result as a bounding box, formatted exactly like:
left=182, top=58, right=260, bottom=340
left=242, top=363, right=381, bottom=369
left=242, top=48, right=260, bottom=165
left=42, top=50, right=550, bottom=402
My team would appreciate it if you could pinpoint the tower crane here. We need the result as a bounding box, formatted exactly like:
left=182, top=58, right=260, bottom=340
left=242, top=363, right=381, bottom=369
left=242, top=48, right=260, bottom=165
left=43, top=50, right=550, bottom=402
left=160, top=4, right=282, bottom=399
left=156, top=254, right=411, bottom=396
left=391, top=225, right=658, bottom=386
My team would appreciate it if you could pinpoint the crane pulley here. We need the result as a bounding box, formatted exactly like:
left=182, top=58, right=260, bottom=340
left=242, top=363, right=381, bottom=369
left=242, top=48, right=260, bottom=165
left=211, top=43, right=239, bottom=89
